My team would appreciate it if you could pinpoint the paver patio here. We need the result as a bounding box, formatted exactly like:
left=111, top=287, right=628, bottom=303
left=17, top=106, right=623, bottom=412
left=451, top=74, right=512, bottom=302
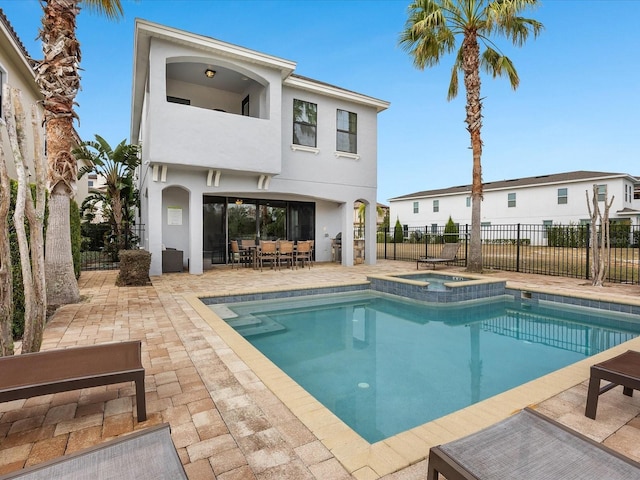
left=1, top=260, right=639, bottom=479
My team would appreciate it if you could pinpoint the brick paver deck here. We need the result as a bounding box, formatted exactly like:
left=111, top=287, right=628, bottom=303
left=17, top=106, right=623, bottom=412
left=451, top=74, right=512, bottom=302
left=1, top=261, right=639, bottom=479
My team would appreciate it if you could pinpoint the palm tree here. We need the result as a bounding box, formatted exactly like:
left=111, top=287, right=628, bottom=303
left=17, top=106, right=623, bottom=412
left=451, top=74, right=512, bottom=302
left=35, top=0, right=123, bottom=306
left=75, top=135, right=140, bottom=254
left=356, top=201, right=383, bottom=238
left=399, top=0, right=542, bottom=272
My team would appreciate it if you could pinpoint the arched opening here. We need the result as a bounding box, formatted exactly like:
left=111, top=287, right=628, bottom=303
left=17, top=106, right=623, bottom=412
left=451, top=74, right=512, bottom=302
left=165, top=58, right=268, bottom=119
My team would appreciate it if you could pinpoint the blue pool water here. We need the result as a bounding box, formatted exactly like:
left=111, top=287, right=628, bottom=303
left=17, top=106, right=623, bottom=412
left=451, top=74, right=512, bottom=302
left=213, top=292, right=640, bottom=443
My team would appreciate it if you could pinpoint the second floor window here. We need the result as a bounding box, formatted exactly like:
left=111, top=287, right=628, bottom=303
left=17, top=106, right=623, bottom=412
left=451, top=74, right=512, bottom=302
left=597, top=184, right=607, bottom=202
left=508, top=193, right=516, bottom=208
left=293, top=99, right=317, bottom=147
left=413, top=201, right=419, bottom=213
left=466, top=196, right=471, bottom=207
left=433, top=200, right=439, bottom=212
left=336, top=109, right=357, bottom=153
left=557, top=188, right=568, bottom=204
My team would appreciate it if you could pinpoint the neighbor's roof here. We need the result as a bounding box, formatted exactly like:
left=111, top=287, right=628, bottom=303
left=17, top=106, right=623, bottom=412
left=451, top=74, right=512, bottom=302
left=0, top=8, right=30, bottom=60
left=390, top=171, right=638, bottom=201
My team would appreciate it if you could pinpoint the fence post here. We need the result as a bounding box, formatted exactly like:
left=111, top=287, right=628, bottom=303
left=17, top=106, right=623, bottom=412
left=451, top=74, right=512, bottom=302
left=585, top=223, right=590, bottom=280
left=425, top=225, right=428, bottom=259
left=465, top=224, right=469, bottom=266
left=384, top=227, right=388, bottom=259
left=516, top=223, right=521, bottom=272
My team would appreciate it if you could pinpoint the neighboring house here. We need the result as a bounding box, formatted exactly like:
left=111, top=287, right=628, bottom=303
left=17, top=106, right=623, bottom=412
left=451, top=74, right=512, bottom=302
left=81, top=173, right=109, bottom=224
left=131, top=20, right=389, bottom=276
left=0, top=9, right=88, bottom=205
left=390, top=171, right=640, bottom=239
left=0, top=9, right=42, bottom=181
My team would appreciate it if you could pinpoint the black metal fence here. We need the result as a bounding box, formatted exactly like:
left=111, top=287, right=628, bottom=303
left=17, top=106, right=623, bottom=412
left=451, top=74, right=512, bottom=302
left=376, top=223, right=640, bottom=284
left=80, top=224, right=145, bottom=271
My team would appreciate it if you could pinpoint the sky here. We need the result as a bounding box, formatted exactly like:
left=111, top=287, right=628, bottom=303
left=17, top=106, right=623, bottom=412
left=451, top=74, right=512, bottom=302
left=2, top=0, right=639, bottom=204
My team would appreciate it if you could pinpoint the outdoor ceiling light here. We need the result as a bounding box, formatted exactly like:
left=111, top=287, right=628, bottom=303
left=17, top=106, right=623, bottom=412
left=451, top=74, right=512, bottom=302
left=205, top=68, right=216, bottom=78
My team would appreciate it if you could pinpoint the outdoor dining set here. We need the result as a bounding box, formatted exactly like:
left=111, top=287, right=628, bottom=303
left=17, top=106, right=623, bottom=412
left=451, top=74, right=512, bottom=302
left=230, top=239, right=314, bottom=271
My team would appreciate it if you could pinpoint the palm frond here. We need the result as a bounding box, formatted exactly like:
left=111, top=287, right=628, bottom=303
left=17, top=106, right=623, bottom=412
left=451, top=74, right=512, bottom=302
left=447, top=49, right=464, bottom=100
left=81, top=0, right=124, bottom=20
left=481, top=47, right=519, bottom=89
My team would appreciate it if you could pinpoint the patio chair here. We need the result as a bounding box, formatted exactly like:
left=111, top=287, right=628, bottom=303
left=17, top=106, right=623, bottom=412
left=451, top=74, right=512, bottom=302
left=230, top=240, right=251, bottom=268
left=427, top=407, right=640, bottom=480
left=585, top=350, right=640, bottom=420
left=0, top=423, right=187, bottom=479
left=417, top=243, right=460, bottom=270
left=278, top=240, right=295, bottom=269
left=258, top=240, right=278, bottom=271
left=295, top=240, right=312, bottom=269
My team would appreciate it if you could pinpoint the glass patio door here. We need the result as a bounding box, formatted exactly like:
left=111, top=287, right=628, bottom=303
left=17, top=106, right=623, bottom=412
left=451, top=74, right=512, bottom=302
left=203, top=196, right=226, bottom=264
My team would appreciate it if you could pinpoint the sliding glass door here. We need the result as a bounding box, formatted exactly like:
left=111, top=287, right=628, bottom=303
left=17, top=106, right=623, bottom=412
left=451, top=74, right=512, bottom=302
left=204, top=196, right=315, bottom=264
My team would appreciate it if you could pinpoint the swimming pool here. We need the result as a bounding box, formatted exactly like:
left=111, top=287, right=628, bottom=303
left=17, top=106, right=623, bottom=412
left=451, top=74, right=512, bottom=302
left=209, top=290, right=640, bottom=443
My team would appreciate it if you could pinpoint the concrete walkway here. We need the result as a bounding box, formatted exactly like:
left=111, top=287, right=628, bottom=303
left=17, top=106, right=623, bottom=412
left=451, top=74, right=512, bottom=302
left=1, top=261, right=639, bottom=479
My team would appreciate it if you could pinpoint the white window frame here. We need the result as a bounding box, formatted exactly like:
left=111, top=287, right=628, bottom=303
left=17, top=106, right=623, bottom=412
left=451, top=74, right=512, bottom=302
left=557, top=188, right=568, bottom=205
left=597, top=184, right=607, bottom=202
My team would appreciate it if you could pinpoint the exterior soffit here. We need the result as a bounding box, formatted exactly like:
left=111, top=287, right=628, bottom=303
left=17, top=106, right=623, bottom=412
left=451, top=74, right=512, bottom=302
left=285, top=75, right=389, bottom=113
left=136, top=19, right=296, bottom=77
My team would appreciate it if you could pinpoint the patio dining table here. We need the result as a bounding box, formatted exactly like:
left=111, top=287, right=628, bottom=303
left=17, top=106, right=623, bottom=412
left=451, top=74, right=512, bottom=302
left=238, top=241, right=311, bottom=270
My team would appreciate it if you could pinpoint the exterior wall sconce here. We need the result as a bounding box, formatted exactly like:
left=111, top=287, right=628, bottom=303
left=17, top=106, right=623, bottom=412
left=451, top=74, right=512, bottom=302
left=205, top=69, right=216, bottom=78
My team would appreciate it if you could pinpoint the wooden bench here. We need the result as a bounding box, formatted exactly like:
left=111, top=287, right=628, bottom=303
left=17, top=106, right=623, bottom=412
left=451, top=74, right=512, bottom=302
left=0, top=341, right=146, bottom=421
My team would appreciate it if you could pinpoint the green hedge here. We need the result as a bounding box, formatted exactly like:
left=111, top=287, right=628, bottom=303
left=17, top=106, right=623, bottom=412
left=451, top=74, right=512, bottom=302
left=70, top=199, right=81, bottom=279
left=9, top=181, right=24, bottom=338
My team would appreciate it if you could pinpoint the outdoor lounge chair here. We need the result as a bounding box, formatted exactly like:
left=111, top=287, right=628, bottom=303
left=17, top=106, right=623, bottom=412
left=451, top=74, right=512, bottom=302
left=417, top=242, right=460, bottom=270
left=585, top=349, right=640, bottom=419
left=427, top=407, right=640, bottom=480
left=0, top=423, right=187, bottom=479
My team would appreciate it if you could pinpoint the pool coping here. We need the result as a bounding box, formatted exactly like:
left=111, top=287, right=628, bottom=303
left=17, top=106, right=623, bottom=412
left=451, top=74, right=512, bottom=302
left=184, top=277, right=640, bottom=479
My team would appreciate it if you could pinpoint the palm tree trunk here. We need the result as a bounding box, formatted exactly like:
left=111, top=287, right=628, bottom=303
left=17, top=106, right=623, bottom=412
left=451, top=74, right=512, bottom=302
left=462, top=32, right=484, bottom=273
left=38, top=0, right=81, bottom=306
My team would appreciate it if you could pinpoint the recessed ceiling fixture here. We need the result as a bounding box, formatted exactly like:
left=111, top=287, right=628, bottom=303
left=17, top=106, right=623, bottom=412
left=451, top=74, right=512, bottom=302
left=205, top=68, right=216, bottom=78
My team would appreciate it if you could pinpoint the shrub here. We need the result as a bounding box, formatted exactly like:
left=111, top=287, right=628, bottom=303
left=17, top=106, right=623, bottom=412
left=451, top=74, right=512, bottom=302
left=116, top=250, right=151, bottom=286
left=547, top=223, right=586, bottom=248
left=393, top=219, right=404, bottom=244
left=444, top=216, right=459, bottom=243
left=70, top=199, right=82, bottom=279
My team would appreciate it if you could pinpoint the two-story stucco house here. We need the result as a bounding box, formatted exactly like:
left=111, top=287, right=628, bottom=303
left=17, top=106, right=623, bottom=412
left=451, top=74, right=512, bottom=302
left=131, top=20, right=389, bottom=276
left=390, top=171, right=640, bottom=240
